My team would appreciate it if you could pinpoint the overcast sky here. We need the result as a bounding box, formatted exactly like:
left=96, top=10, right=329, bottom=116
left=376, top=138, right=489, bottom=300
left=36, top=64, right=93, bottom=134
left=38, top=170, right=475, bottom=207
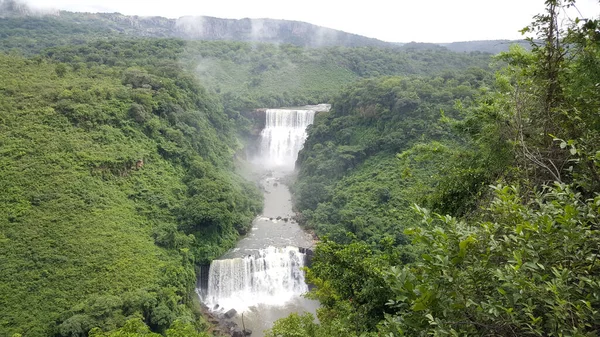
left=25, top=0, right=600, bottom=43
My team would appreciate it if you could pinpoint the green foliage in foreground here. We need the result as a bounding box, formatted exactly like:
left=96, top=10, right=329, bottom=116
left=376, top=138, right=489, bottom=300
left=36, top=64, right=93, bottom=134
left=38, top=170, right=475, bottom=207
left=268, top=185, right=600, bottom=337
left=0, top=49, right=261, bottom=337
left=88, top=318, right=209, bottom=337
left=382, top=184, right=600, bottom=336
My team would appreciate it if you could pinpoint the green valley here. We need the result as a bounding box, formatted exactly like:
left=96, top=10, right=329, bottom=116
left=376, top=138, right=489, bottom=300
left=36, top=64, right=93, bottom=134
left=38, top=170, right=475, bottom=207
left=1, top=0, right=599, bottom=336
left=0, top=30, right=493, bottom=337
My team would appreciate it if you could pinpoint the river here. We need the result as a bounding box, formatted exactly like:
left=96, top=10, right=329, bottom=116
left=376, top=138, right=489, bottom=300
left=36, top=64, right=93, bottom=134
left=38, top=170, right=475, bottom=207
left=199, top=105, right=329, bottom=336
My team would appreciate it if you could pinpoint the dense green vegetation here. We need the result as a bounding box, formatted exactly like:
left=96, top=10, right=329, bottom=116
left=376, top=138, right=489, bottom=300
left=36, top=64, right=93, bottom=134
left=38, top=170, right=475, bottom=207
left=275, top=1, right=600, bottom=336
left=0, top=12, right=501, bottom=335
left=3, top=1, right=598, bottom=336
left=0, top=42, right=261, bottom=336
left=32, top=38, right=493, bottom=119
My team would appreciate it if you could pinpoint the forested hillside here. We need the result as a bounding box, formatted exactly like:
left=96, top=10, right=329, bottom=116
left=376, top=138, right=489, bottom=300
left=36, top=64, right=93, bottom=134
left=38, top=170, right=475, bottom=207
left=293, top=70, right=499, bottom=245
left=0, top=41, right=262, bottom=336
left=277, top=1, right=600, bottom=336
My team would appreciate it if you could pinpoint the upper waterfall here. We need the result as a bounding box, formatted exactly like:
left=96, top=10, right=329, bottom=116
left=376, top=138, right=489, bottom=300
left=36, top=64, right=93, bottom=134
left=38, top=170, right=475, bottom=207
left=259, top=104, right=329, bottom=170
left=260, top=109, right=314, bottom=169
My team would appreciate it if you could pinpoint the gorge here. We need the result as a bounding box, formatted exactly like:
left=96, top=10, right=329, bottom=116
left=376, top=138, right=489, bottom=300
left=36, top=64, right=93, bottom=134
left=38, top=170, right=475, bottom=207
left=3, top=2, right=598, bottom=335
left=199, top=105, right=329, bottom=336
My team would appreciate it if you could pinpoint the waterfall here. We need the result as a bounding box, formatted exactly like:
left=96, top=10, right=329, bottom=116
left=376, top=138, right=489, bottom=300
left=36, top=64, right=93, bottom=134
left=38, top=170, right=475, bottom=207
left=260, top=108, right=315, bottom=169
left=205, top=246, right=307, bottom=312
left=200, top=104, right=330, bottom=318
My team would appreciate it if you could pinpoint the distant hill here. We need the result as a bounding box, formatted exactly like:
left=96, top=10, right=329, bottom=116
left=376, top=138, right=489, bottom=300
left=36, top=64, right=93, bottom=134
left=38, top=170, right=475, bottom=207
left=391, top=40, right=531, bottom=54
left=0, top=0, right=394, bottom=48
left=172, top=16, right=394, bottom=48
left=0, top=1, right=531, bottom=53
left=439, top=40, right=531, bottom=54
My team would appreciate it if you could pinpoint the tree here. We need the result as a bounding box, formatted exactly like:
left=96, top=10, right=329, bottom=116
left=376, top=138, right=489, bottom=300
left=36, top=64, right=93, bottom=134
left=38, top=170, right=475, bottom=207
left=55, top=63, right=67, bottom=77
left=382, top=184, right=600, bottom=336
left=498, top=0, right=600, bottom=190
left=265, top=313, right=320, bottom=337
left=88, top=318, right=161, bottom=337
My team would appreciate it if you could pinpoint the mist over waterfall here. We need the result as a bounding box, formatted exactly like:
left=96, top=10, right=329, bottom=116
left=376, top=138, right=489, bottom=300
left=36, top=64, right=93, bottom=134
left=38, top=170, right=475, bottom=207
left=205, top=246, right=307, bottom=312
left=260, top=108, right=315, bottom=169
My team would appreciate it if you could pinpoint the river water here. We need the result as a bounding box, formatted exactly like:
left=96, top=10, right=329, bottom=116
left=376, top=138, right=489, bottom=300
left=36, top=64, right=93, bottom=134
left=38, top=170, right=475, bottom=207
left=200, top=105, right=329, bottom=336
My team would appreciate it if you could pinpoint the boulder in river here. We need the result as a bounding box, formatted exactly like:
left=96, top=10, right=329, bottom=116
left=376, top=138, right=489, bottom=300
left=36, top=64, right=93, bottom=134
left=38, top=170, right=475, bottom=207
left=224, top=308, right=237, bottom=319
left=232, top=328, right=244, bottom=337
left=244, top=328, right=253, bottom=335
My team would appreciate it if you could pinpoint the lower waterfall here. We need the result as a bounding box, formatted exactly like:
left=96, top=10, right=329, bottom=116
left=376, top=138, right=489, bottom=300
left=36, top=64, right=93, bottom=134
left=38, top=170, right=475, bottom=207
left=205, top=246, right=308, bottom=313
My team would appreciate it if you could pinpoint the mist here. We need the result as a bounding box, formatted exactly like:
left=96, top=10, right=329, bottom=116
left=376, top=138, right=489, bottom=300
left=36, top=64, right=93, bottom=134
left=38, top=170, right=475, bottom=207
left=0, top=0, right=57, bottom=17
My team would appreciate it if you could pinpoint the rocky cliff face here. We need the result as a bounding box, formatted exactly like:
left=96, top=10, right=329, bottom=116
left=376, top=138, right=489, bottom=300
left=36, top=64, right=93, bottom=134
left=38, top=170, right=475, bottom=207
left=172, top=16, right=392, bottom=47
left=92, top=13, right=392, bottom=48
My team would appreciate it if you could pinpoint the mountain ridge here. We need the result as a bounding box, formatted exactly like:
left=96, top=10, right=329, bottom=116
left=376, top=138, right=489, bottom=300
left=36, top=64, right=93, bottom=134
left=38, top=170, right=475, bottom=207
left=0, top=0, right=394, bottom=48
left=0, top=0, right=527, bottom=52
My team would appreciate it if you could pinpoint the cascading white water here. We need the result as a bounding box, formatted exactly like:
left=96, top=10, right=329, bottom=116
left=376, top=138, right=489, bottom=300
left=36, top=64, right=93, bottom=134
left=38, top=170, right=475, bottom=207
left=205, top=246, right=307, bottom=312
left=260, top=108, right=315, bottom=169
left=200, top=105, right=329, bottom=329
